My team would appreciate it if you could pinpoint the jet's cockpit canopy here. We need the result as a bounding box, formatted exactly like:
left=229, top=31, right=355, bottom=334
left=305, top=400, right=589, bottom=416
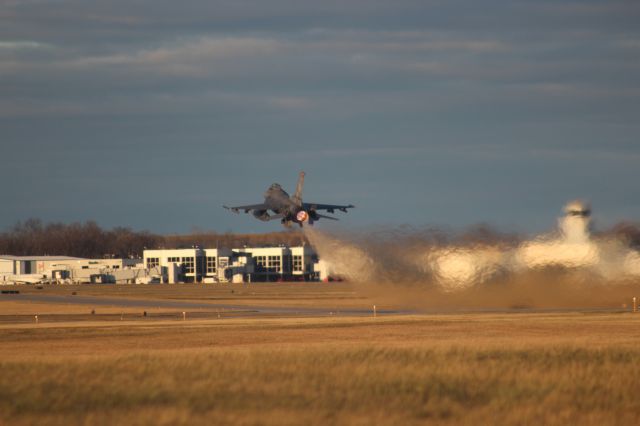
left=564, top=200, right=591, bottom=217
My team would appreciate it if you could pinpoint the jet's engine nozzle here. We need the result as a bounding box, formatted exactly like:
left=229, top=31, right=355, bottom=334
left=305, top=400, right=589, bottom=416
left=253, top=210, right=271, bottom=221
left=296, top=210, right=309, bottom=223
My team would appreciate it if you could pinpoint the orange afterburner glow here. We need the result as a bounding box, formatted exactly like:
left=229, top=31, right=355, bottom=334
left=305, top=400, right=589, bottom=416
left=296, top=211, right=309, bottom=222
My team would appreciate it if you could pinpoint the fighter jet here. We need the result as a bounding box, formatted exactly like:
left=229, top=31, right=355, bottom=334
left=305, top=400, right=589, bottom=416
left=224, top=171, right=354, bottom=227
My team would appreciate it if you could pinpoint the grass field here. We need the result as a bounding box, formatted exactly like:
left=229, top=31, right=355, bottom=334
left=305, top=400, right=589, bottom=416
left=1, top=284, right=640, bottom=425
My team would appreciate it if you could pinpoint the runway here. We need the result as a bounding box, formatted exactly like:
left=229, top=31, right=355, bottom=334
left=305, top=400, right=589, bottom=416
left=0, top=293, right=399, bottom=317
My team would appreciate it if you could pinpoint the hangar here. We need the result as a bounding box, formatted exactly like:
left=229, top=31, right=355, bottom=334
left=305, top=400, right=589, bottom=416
left=0, top=255, right=143, bottom=284
left=0, top=255, right=81, bottom=276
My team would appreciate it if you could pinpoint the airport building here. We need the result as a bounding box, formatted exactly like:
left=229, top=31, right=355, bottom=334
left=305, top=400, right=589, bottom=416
left=0, top=255, right=144, bottom=284
left=142, top=245, right=319, bottom=283
left=233, top=245, right=317, bottom=281
left=0, top=244, right=322, bottom=285
left=143, top=247, right=235, bottom=283
left=144, top=248, right=206, bottom=283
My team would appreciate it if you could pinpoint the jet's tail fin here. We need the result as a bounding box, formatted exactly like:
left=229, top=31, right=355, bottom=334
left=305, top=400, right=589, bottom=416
left=292, top=171, right=305, bottom=206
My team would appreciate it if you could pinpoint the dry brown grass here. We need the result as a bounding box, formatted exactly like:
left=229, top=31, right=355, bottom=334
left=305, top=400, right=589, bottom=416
left=1, top=312, right=640, bottom=425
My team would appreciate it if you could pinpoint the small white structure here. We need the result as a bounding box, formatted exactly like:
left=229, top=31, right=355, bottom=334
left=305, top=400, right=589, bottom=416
left=314, top=259, right=342, bottom=281
left=560, top=200, right=592, bottom=243
left=515, top=200, right=599, bottom=269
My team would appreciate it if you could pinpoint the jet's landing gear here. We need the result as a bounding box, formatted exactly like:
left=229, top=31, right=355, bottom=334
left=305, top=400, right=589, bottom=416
left=281, top=218, right=293, bottom=228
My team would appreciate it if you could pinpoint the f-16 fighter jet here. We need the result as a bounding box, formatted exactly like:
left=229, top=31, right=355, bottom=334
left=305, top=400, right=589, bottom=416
left=224, top=172, right=354, bottom=227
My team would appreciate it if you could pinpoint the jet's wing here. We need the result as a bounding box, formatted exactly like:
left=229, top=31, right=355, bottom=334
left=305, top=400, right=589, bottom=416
left=302, top=203, right=355, bottom=214
left=315, top=213, right=339, bottom=221
left=223, top=203, right=269, bottom=214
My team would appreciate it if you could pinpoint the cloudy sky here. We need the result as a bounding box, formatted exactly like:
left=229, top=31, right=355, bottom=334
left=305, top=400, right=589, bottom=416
left=2, top=0, right=639, bottom=234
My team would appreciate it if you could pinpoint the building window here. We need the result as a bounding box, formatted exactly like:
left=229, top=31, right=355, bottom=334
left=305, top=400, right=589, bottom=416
left=181, top=257, right=195, bottom=273
left=292, top=255, right=303, bottom=272
left=167, top=257, right=180, bottom=263
left=254, top=256, right=266, bottom=271
left=147, top=258, right=159, bottom=269
left=206, top=257, right=216, bottom=274
left=113, top=265, right=120, bottom=269
left=268, top=255, right=281, bottom=273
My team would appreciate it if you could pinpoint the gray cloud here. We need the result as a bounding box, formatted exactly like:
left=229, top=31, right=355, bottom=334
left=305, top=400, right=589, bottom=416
left=1, top=0, right=639, bottom=232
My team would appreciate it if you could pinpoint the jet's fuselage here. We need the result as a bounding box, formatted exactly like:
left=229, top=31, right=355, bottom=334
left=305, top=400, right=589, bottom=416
left=263, top=184, right=299, bottom=217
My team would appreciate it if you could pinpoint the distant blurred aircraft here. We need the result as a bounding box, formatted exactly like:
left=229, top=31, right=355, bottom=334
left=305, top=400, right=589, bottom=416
left=224, top=171, right=354, bottom=227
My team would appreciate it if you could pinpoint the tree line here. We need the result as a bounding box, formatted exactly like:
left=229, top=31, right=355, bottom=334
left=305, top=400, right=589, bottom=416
left=0, top=218, right=638, bottom=259
left=0, top=219, right=162, bottom=259
left=0, top=219, right=308, bottom=259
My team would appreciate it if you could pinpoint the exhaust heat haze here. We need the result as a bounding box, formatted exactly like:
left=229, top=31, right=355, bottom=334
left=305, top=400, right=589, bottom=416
left=304, top=201, right=640, bottom=309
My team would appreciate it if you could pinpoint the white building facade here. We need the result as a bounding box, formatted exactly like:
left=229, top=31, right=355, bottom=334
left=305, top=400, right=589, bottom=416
left=142, top=245, right=318, bottom=283
left=0, top=244, right=320, bottom=285
left=0, top=256, right=143, bottom=284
